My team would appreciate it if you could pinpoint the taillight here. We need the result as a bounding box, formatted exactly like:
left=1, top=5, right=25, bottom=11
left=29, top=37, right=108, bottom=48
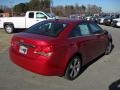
left=11, top=37, right=18, bottom=49
left=11, top=37, right=15, bottom=46
left=34, top=45, right=53, bottom=57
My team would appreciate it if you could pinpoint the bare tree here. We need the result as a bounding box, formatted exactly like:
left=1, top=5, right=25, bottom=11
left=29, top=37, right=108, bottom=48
left=87, top=4, right=102, bottom=15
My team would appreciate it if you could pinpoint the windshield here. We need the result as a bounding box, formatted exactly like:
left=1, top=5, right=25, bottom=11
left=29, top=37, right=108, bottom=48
left=105, top=16, right=111, bottom=19
left=46, top=13, right=55, bottom=18
left=25, top=21, right=67, bottom=37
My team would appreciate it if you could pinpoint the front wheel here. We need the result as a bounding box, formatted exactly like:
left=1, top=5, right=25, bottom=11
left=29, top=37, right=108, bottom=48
left=4, top=24, right=14, bottom=34
left=105, top=41, right=112, bottom=55
left=64, top=56, right=82, bottom=80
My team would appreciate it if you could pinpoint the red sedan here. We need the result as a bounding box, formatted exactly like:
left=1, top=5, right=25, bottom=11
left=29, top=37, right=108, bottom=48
left=9, top=19, right=113, bottom=80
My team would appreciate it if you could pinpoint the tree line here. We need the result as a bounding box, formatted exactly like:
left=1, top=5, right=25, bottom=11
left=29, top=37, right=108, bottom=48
left=0, top=0, right=102, bottom=16
left=52, top=4, right=102, bottom=16
left=13, top=0, right=51, bottom=13
left=0, top=5, right=10, bottom=13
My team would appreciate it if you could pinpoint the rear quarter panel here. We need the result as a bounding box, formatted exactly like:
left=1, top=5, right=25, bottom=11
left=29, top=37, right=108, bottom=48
left=51, top=38, right=80, bottom=74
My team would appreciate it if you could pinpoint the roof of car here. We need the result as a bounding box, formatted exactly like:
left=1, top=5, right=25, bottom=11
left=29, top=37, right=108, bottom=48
left=46, top=19, right=88, bottom=24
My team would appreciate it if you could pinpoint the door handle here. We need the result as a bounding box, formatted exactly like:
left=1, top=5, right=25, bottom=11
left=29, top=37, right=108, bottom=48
left=70, top=43, right=74, bottom=46
left=96, top=35, right=104, bottom=38
left=83, top=43, right=87, bottom=46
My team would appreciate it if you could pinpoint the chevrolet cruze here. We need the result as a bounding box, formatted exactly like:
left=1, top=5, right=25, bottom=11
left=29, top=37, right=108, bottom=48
left=9, top=19, right=113, bottom=80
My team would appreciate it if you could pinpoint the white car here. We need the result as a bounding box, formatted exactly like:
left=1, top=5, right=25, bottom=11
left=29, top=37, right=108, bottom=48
left=98, top=17, right=106, bottom=24
left=111, top=18, right=120, bottom=27
left=0, top=11, right=55, bottom=33
left=85, top=16, right=92, bottom=21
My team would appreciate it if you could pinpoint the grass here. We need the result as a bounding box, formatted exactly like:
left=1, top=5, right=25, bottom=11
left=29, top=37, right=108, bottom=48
left=0, top=29, right=13, bottom=53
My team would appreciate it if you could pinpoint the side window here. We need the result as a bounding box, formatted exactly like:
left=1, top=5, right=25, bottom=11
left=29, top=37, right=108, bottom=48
left=70, top=23, right=91, bottom=37
left=36, top=13, right=47, bottom=19
left=89, top=23, right=102, bottom=34
left=79, top=24, right=90, bottom=36
left=70, top=26, right=81, bottom=37
left=29, top=12, right=34, bottom=18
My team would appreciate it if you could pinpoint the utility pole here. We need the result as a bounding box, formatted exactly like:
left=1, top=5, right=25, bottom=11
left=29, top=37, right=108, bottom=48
left=50, top=0, right=53, bottom=14
left=9, top=0, right=13, bottom=16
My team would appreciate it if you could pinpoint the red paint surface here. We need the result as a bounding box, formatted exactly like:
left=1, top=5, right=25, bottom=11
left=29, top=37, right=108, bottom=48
left=9, top=19, right=110, bottom=76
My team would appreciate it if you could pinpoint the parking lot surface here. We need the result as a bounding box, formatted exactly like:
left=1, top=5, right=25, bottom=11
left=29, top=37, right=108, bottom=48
left=0, top=29, right=12, bottom=53
left=0, top=26, right=120, bottom=90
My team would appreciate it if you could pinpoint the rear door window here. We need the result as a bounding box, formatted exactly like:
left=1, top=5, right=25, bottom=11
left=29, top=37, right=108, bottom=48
left=29, top=12, right=34, bottom=18
left=89, top=23, right=103, bottom=34
left=78, top=24, right=90, bottom=36
left=70, top=26, right=81, bottom=37
left=70, top=23, right=91, bottom=37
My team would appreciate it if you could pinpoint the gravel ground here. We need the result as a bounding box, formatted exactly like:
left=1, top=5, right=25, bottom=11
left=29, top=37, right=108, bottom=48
left=0, top=29, right=12, bottom=53
left=0, top=26, right=120, bottom=90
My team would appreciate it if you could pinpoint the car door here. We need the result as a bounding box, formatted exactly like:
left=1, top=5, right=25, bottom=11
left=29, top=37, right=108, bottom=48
left=35, top=12, right=47, bottom=23
left=69, top=22, right=99, bottom=64
left=26, top=12, right=47, bottom=28
left=26, top=12, right=36, bottom=28
left=88, top=22, right=108, bottom=56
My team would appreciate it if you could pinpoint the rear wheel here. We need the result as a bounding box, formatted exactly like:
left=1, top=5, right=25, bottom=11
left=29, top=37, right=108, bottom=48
left=105, top=41, right=112, bottom=55
left=4, top=24, right=14, bottom=34
left=111, top=22, right=116, bottom=27
left=64, top=55, right=81, bottom=80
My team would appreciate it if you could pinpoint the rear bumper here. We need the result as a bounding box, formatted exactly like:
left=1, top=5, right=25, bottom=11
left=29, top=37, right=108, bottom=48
left=111, top=22, right=117, bottom=27
left=100, top=20, right=104, bottom=24
left=111, top=22, right=120, bottom=27
left=116, top=22, right=120, bottom=27
left=9, top=47, right=64, bottom=76
left=104, top=21, right=111, bottom=25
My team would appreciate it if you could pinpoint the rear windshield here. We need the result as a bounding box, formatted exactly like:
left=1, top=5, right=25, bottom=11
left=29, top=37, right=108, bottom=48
left=25, top=21, right=67, bottom=37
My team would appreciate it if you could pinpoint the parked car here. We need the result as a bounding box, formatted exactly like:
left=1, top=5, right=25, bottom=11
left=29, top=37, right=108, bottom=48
left=103, top=15, right=120, bottom=26
left=9, top=19, right=113, bottom=80
left=85, top=16, right=92, bottom=21
left=111, top=18, right=120, bottom=27
left=90, top=15, right=99, bottom=23
left=69, top=14, right=82, bottom=20
left=97, top=16, right=109, bottom=24
left=0, top=11, right=55, bottom=33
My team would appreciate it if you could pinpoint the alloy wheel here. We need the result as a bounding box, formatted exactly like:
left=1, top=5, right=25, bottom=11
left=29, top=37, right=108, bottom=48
left=65, top=56, right=81, bottom=80
left=105, top=41, right=112, bottom=55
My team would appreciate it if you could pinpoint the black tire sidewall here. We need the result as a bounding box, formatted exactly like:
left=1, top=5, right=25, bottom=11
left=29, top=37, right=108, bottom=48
left=105, top=41, right=112, bottom=55
left=4, top=24, right=14, bottom=34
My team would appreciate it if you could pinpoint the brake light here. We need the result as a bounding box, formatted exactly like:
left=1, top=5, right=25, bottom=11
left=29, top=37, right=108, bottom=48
left=34, top=45, right=53, bottom=57
left=11, top=37, right=17, bottom=47
left=43, top=46, right=53, bottom=53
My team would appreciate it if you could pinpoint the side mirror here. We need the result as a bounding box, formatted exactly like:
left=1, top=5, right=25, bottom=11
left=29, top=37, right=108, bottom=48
left=103, top=30, right=108, bottom=34
left=44, top=16, right=48, bottom=19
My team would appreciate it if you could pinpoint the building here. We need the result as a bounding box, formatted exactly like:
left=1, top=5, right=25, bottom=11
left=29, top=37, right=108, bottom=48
left=0, top=12, right=10, bottom=17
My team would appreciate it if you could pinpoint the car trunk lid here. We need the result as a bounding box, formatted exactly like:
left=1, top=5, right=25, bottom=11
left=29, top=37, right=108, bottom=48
left=11, top=33, right=55, bottom=59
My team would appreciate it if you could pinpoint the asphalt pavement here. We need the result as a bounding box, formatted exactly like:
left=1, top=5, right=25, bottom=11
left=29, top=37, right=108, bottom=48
left=0, top=25, right=120, bottom=90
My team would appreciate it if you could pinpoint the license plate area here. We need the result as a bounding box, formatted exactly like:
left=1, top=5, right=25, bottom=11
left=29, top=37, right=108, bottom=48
left=19, top=45, right=28, bottom=55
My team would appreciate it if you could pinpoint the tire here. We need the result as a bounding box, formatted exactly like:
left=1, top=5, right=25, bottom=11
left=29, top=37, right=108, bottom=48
left=4, top=24, right=14, bottom=34
left=64, top=55, right=82, bottom=80
left=105, top=41, right=112, bottom=55
left=111, top=22, right=116, bottom=27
